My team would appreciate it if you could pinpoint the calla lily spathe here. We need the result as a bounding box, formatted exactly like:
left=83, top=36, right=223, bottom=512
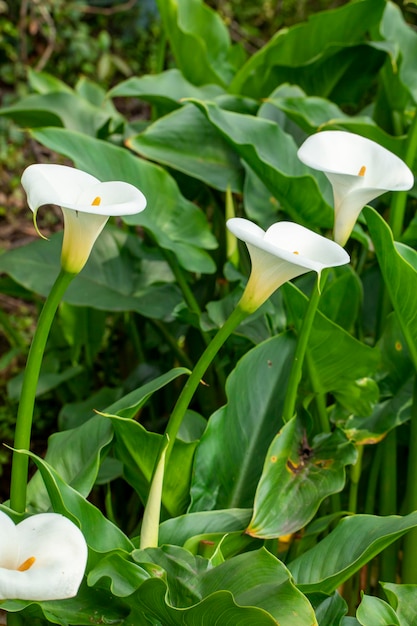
left=227, top=218, right=349, bottom=312
left=297, top=130, right=414, bottom=246
left=0, top=511, right=87, bottom=601
left=21, top=164, right=147, bottom=274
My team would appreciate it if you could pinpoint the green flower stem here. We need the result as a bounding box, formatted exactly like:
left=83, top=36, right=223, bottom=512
left=163, top=249, right=227, bottom=391
left=364, top=444, right=382, bottom=513
left=9, top=269, right=75, bottom=513
left=379, top=430, right=398, bottom=582
left=163, top=249, right=205, bottom=324
left=142, top=303, right=248, bottom=548
left=348, top=444, right=364, bottom=513
left=140, top=436, right=168, bottom=550
left=401, top=376, right=417, bottom=583
left=281, top=271, right=327, bottom=424
left=305, top=351, right=330, bottom=434
left=164, top=303, right=248, bottom=460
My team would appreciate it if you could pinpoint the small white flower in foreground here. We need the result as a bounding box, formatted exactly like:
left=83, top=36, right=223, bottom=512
left=297, top=130, right=414, bottom=246
left=21, top=164, right=147, bottom=274
left=227, top=217, right=349, bottom=312
left=0, top=511, right=87, bottom=601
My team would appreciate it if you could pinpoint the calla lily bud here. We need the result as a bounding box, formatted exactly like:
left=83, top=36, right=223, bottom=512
left=227, top=218, right=349, bottom=313
left=21, top=164, right=147, bottom=274
left=297, top=130, right=414, bottom=246
left=0, top=511, right=87, bottom=601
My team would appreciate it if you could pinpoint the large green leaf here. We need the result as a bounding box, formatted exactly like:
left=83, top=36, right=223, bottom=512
left=0, top=582, right=130, bottom=626
left=190, top=333, right=296, bottom=512
left=108, top=68, right=225, bottom=109
left=88, top=552, right=157, bottom=598
left=27, top=415, right=113, bottom=511
left=230, top=0, right=385, bottom=98
left=282, top=282, right=380, bottom=408
left=379, top=1, right=417, bottom=104
left=127, top=104, right=244, bottom=192
left=155, top=0, right=237, bottom=87
left=128, top=546, right=316, bottom=625
left=22, top=451, right=133, bottom=552
left=266, top=84, right=406, bottom=155
left=159, top=508, right=252, bottom=546
left=0, top=227, right=182, bottom=320
left=247, top=418, right=356, bottom=538
left=109, top=414, right=196, bottom=517
left=0, top=91, right=118, bottom=135
left=26, top=369, right=189, bottom=512
left=29, top=127, right=217, bottom=273
left=288, top=512, right=417, bottom=594
left=365, top=207, right=417, bottom=370
left=189, top=99, right=333, bottom=228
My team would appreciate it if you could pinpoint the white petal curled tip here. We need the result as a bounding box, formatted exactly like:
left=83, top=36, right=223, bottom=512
left=0, top=511, right=88, bottom=601
left=66, top=180, right=147, bottom=216
left=21, top=164, right=100, bottom=214
left=297, top=130, right=414, bottom=191
left=21, top=164, right=147, bottom=217
left=227, top=218, right=350, bottom=270
left=227, top=218, right=349, bottom=312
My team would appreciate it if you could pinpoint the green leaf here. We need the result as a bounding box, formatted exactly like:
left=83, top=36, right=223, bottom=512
left=314, top=592, right=348, bottom=626
left=108, top=68, right=225, bottom=108
left=379, top=2, right=417, bottom=104
left=288, top=511, right=417, bottom=594
left=343, top=377, right=412, bottom=444
left=0, top=582, right=130, bottom=625
left=26, top=414, right=113, bottom=511
left=382, top=582, right=417, bottom=625
left=155, top=0, right=236, bottom=87
left=356, top=594, right=400, bottom=626
left=132, top=546, right=316, bottom=625
left=190, top=333, right=296, bottom=512
left=315, top=266, right=363, bottom=332
left=247, top=418, right=356, bottom=538
left=88, top=552, right=156, bottom=597
left=21, top=450, right=133, bottom=553
left=127, top=104, right=244, bottom=192
left=282, top=282, right=380, bottom=403
left=159, top=509, right=252, bottom=546
left=109, top=416, right=196, bottom=517
left=0, top=228, right=182, bottom=320
left=0, top=91, right=116, bottom=135
left=189, top=99, right=332, bottom=227
left=230, top=0, right=385, bottom=98
left=365, top=206, right=417, bottom=370
left=30, top=127, right=218, bottom=273
left=266, top=84, right=406, bottom=155
left=27, top=67, right=74, bottom=94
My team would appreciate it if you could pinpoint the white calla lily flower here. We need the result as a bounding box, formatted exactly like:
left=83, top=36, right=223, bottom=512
left=297, top=130, right=414, bottom=246
left=21, top=164, right=147, bottom=274
left=0, top=511, right=87, bottom=601
left=227, top=218, right=349, bottom=312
